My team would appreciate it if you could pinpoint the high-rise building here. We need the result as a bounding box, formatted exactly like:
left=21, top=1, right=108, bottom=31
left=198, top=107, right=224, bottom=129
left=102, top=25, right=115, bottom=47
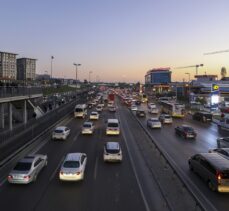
left=17, top=58, right=36, bottom=81
left=0, top=51, right=17, bottom=80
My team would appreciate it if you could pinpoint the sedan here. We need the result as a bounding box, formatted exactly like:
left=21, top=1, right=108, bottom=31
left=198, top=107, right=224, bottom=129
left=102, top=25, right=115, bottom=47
left=8, top=154, right=48, bottom=184
left=175, top=125, right=197, bottom=139
left=209, top=148, right=229, bottom=159
left=59, top=153, right=87, bottom=181
left=131, top=105, right=138, bottom=111
left=89, top=111, right=99, bottom=120
left=147, top=118, right=162, bottom=128
left=159, top=114, right=173, bottom=124
left=52, top=126, right=70, bottom=140
left=81, top=122, right=94, bottom=134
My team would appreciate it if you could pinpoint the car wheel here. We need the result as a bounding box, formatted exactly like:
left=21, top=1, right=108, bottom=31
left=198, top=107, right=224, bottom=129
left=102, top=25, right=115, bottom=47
left=208, top=181, right=216, bottom=192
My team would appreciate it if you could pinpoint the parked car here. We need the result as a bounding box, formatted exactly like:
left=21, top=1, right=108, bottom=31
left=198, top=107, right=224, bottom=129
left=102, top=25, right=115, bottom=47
left=209, top=148, right=229, bottom=159
left=89, top=111, right=99, bottom=120
left=59, top=153, right=87, bottom=181
left=8, top=154, right=48, bottom=184
left=188, top=153, right=229, bottom=192
left=82, top=122, right=94, bottom=134
left=175, top=125, right=197, bottom=139
left=159, top=114, right=173, bottom=124
left=192, top=111, right=212, bottom=122
left=104, top=142, right=122, bottom=162
left=147, top=118, right=162, bottom=128
left=136, top=110, right=146, bottom=117
left=52, top=126, right=70, bottom=140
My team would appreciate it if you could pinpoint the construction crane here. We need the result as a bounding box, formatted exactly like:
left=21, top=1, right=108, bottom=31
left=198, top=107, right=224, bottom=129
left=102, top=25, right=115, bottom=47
left=175, top=64, right=204, bottom=75
left=204, top=49, right=229, bottom=55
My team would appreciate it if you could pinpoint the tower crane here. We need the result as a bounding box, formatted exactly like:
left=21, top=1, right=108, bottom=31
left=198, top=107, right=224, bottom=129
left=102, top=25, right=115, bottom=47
left=175, top=64, right=204, bottom=75
left=204, top=49, right=229, bottom=55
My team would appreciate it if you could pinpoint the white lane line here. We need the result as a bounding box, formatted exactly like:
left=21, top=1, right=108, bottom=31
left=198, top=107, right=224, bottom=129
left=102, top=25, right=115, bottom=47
left=49, top=156, right=65, bottom=182
left=93, top=156, right=99, bottom=180
left=116, top=112, right=151, bottom=211
left=0, top=178, right=7, bottom=187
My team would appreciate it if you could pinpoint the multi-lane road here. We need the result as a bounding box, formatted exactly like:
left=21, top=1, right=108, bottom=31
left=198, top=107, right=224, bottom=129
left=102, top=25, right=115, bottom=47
left=0, top=97, right=229, bottom=211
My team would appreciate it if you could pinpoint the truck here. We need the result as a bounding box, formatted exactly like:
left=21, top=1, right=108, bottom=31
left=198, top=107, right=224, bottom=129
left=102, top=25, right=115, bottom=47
left=108, top=93, right=115, bottom=107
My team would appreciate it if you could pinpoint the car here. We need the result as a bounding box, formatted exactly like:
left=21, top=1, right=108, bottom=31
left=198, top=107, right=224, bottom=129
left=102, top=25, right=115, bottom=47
left=147, top=118, right=162, bottom=128
left=8, top=154, right=48, bottom=184
left=148, top=107, right=159, bottom=114
left=87, top=103, right=93, bottom=109
left=135, top=100, right=141, bottom=105
left=159, top=114, right=173, bottom=124
left=106, top=119, right=120, bottom=135
left=148, top=103, right=156, bottom=109
left=59, top=153, right=87, bottom=181
left=217, top=137, right=229, bottom=148
left=175, top=125, right=197, bottom=139
left=52, top=126, right=70, bottom=140
left=82, top=122, right=94, bottom=134
left=209, top=148, right=229, bottom=159
left=131, top=105, right=138, bottom=111
left=136, top=110, right=146, bottom=117
left=188, top=153, right=229, bottom=192
left=96, top=105, right=103, bottom=112
left=192, top=111, right=212, bottom=122
left=89, top=111, right=99, bottom=120
left=104, top=142, right=122, bottom=162
left=109, top=106, right=116, bottom=112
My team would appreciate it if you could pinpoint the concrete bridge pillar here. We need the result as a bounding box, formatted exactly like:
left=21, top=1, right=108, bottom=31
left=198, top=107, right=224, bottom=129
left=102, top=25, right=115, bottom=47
left=23, top=100, right=27, bottom=124
left=0, top=103, right=4, bottom=129
left=9, top=102, right=13, bottom=131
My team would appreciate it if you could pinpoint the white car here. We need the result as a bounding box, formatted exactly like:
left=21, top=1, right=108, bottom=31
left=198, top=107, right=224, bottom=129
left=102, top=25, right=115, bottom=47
left=89, top=111, right=99, bottom=120
left=131, top=105, right=138, bottom=111
left=82, top=122, right=94, bottom=134
left=59, top=153, right=87, bottom=181
left=96, top=105, right=103, bottom=112
left=104, top=142, right=122, bottom=162
left=148, top=103, right=156, bottom=109
left=52, top=126, right=70, bottom=140
left=147, top=118, right=162, bottom=128
left=8, top=154, right=48, bottom=184
left=159, top=114, right=173, bottom=124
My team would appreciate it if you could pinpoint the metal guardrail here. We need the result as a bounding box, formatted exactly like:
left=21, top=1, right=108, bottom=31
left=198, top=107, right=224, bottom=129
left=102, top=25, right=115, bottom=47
left=129, top=109, right=217, bottom=211
left=0, top=86, right=42, bottom=98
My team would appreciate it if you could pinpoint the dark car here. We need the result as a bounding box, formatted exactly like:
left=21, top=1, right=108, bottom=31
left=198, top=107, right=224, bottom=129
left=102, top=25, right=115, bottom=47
left=175, top=125, right=197, bottom=139
left=87, top=103, right=93, bottom=109
left=192, top=111, right=212, bottom=122
left=135, top=100, right=141, bottom=105
left=136, top=110, right=146, bottom=117
left=217, top=137, right=229, bottom=148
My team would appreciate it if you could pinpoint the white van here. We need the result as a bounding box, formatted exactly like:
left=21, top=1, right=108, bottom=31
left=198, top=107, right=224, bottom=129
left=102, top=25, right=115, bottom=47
left=74, top=104, right=87, bottom=118
left=106, top=119, right=120, bottom=135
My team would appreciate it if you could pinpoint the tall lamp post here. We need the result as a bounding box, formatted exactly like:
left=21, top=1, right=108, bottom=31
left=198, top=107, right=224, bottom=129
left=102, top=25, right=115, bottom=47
left=89, top=71, right=93, bottom=83
left=73, top=63, right=81, bottom=96
left=185, top=72, right=191, bottom=102
left=51, top=56, right=54, bottom=81
left=195, top=64, right=204, bottom=75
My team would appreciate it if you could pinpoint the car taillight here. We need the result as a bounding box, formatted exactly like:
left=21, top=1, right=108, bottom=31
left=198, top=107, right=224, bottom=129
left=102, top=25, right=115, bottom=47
left=217, top=171, right=222, bottom=180
left=24, top=175, right=30, bottom=180
left=60, top=171, right=63, bottom=175
left=76, top=171, right=81, bottom=175
left=8, top=175, right=13, bottom=180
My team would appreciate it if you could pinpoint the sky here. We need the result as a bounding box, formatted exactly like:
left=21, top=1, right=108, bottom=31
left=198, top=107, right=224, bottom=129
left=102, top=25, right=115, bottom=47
left=1, top=0, right=229, bottom=83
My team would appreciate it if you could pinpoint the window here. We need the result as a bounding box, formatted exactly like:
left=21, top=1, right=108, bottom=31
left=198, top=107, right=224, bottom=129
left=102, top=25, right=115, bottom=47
left=34, top=159, right=41, bottom=167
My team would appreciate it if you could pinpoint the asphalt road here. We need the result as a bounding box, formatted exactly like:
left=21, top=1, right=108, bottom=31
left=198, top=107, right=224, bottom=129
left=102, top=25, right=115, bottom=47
left=136, top=103, right=229, bottom=211
left=0, top=102, right=168, bottom=211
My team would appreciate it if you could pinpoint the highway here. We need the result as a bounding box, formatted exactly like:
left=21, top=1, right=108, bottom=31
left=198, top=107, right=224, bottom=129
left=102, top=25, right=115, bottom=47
left=135, top=103, right=229, bottom=211
left=0, top=100, right=168, bottom=211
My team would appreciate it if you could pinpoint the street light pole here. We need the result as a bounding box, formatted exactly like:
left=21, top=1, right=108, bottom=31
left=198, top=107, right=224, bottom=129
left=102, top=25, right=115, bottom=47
left=51, top=56, right=54, bottom=80
left=185, top=72, right=191, bottom=102
left=195, top=64, right=204, bottom=75
left=73, top=63, right=81, bottom=97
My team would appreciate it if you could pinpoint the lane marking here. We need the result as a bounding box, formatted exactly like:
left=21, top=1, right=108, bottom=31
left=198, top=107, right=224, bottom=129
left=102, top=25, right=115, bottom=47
left=116, top=111, right=151, bottom=211
left=93, top=156, right=99, bottom=180
left=0, top=178, right=7, bottom=187
left=49, top=156, right=65, bottom=182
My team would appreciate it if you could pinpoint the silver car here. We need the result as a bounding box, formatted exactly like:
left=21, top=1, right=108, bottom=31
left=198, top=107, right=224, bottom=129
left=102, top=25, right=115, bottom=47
left=81, top=122, right=95, bottom=134
left=52, top=126, right=71, bottom=140
left=8, top=154, right=48, bottom=184
left=147, top=118, right=162, bottom=128
left=59, top=153, right=87, bottom=181
left=104, top=142, right=122, bottom=162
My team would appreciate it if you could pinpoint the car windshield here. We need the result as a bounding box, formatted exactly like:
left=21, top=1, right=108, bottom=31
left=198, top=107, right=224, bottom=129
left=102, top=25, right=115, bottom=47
left=106, top=148, right=120, bottom=154
left=54, top=129, right=63, bottom=133
left=91, top=113, right=97, bottom=115
left=83, top=124, right=92, bottom=128
left=63, top=161, right=80, bottom=168
left=151, top=119, right=159, bottom=122
left=183, top=127, right=194, bottom=132
left=75, top=108, right=83, bottom=112
left=13, top=162, right=32, bottom=171
left=165, top=116, right=171, bottom=119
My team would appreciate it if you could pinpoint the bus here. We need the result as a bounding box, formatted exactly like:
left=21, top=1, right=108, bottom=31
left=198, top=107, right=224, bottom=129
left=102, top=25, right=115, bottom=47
left=161, top=101, right=185, bottom=118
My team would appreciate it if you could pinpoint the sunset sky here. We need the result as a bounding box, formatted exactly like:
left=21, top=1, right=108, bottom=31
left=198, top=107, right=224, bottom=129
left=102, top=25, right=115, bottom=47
left=1, top=0, right=229, bottom=83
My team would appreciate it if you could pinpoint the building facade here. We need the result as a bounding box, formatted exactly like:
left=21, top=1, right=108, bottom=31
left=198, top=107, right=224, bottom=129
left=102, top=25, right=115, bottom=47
left=17, top=58, right=36, bottom=81
left=145, top=67, right=172, bottom=93
left=0, top=51, right=17, bottom=80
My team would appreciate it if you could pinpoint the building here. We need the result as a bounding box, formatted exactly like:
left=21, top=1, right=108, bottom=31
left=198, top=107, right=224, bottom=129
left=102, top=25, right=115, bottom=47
left=17, top=58, right=36, bottom=81
left=145, top=67, right=172, bottom=93
left=0, top=51, right=17, bottom=80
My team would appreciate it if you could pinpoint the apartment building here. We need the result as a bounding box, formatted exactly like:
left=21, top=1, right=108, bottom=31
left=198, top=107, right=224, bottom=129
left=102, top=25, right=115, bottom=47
left=17, top=58, right=36, bottom=81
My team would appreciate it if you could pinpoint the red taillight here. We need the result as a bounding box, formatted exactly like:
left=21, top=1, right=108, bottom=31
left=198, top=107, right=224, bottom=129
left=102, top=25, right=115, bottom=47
left=24, top=175, right=30, bottom=180
left=76, top=171, right=81, bottom=175
left=8, top=175, right=13, bottom=180
left=217, top=171, right=222, bottom=180
left=60, top=171, right=63, bottom=175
